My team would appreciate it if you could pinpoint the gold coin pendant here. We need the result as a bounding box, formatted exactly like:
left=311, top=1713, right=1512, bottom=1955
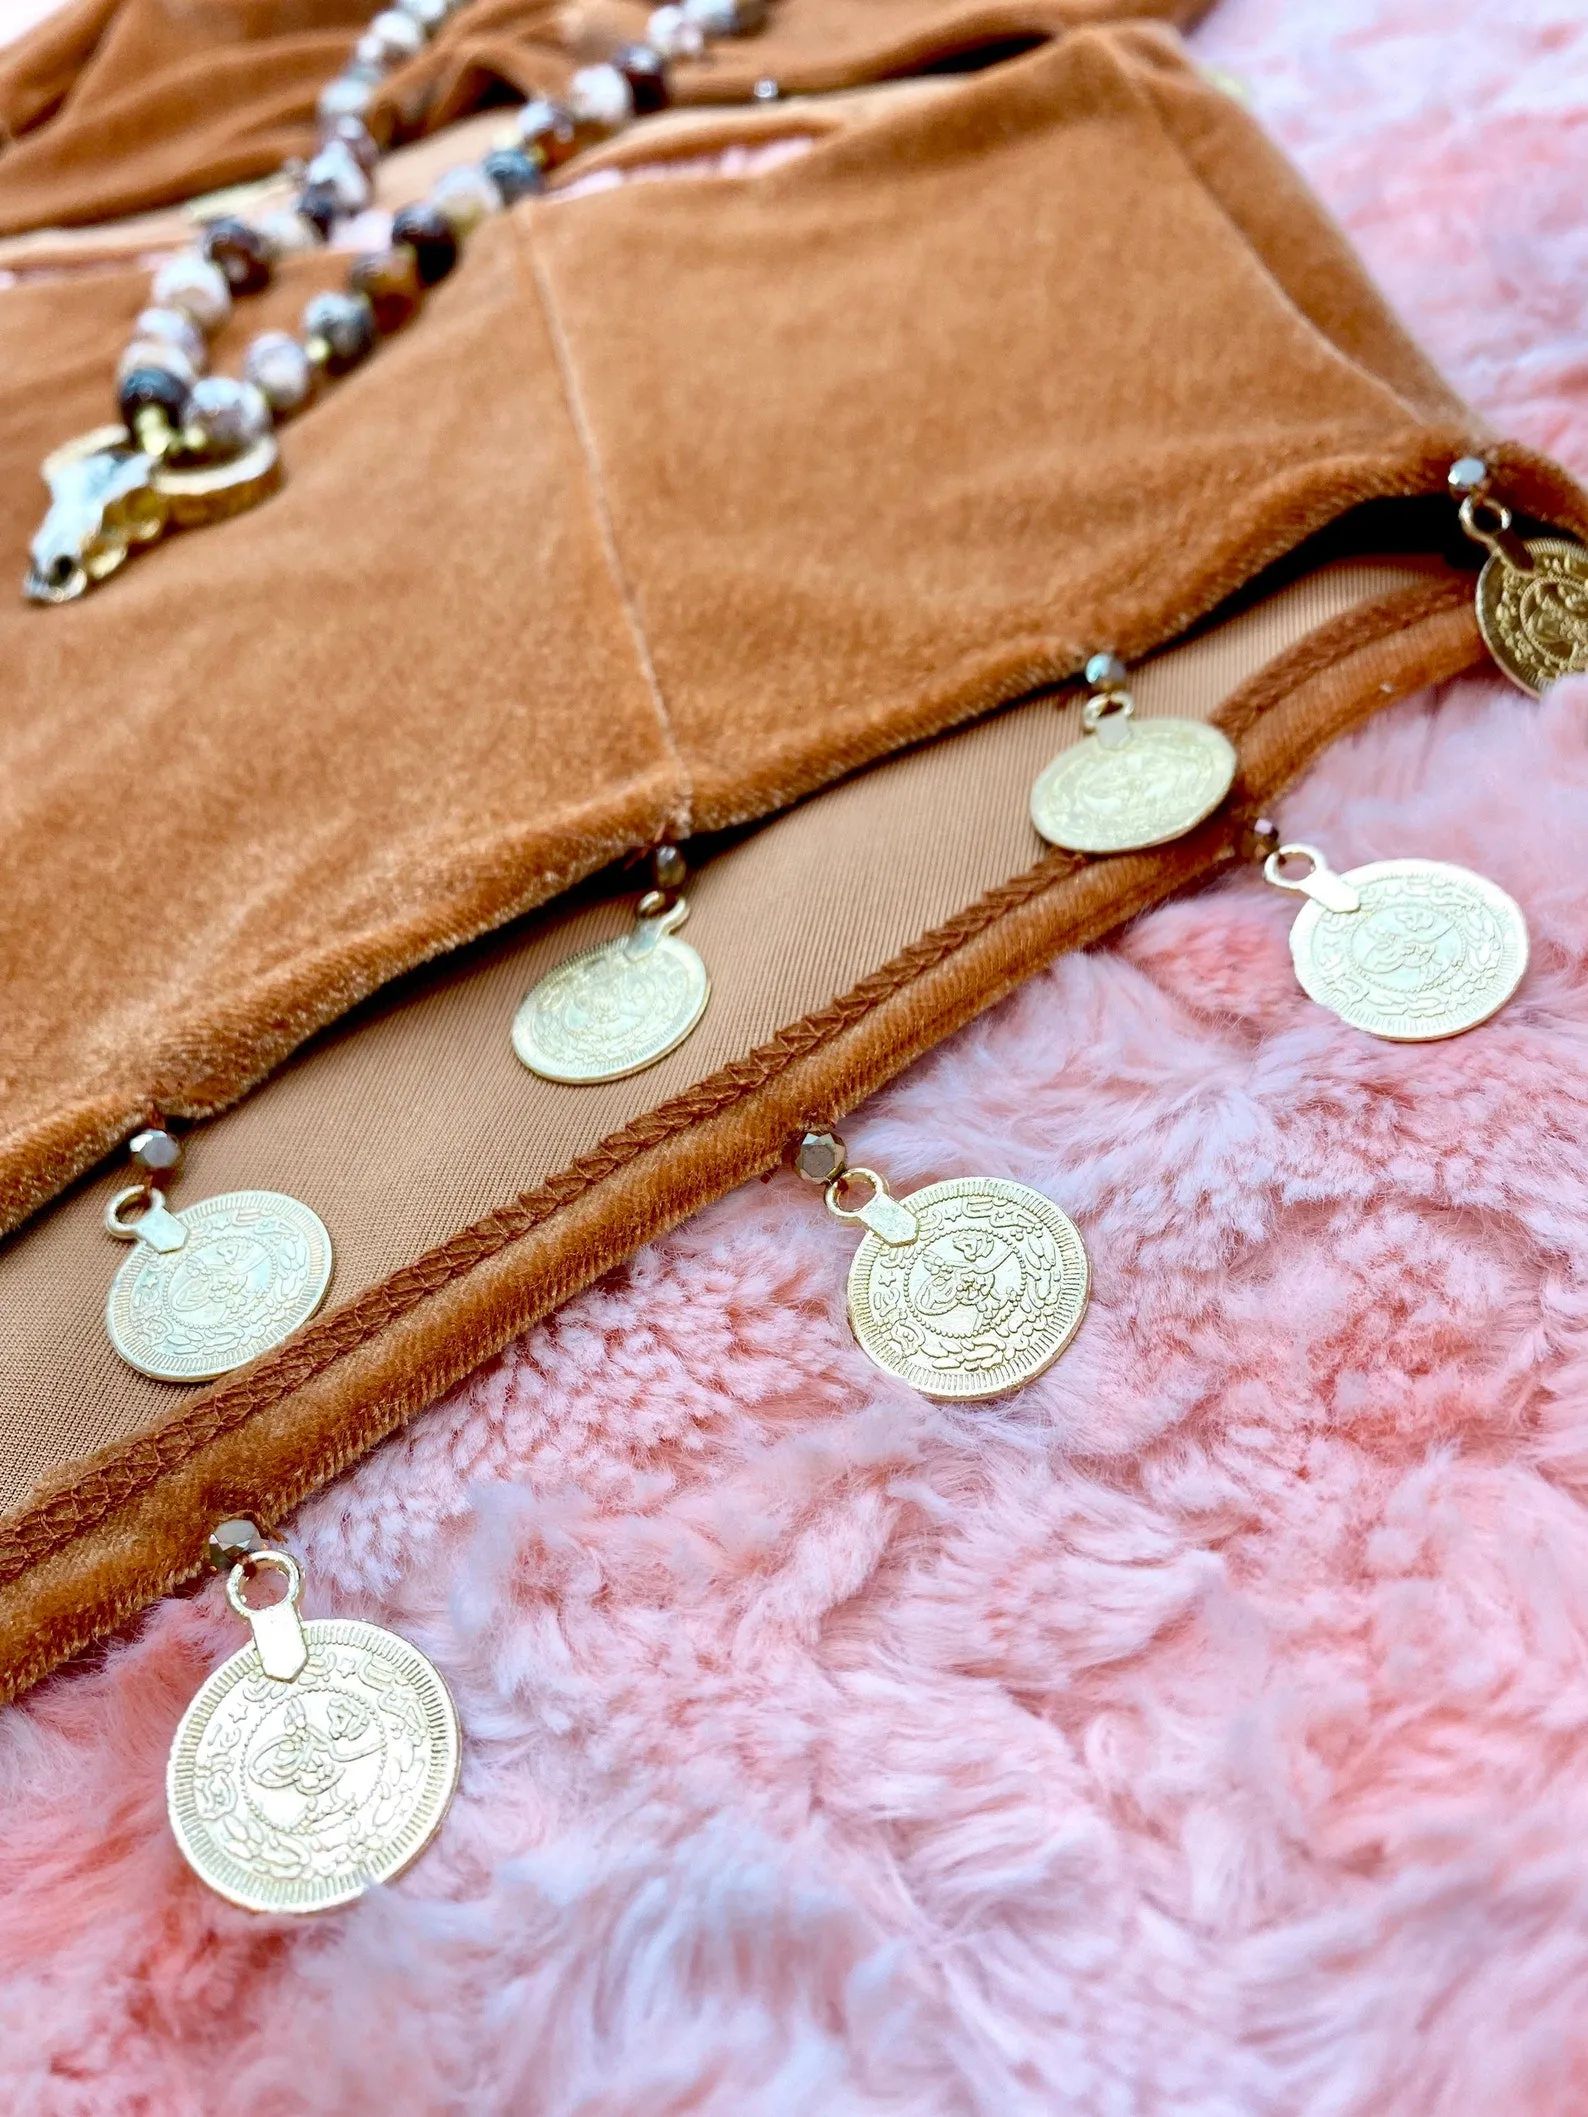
left=513, top=931, right=710, bottom=1083
left=1476, top=537, right=1588, bottom=697
left=1288, top=858, right=1528, bottom=1041
left=106, top=1189, right=333, bottom=1382
left=167, top=1617, right=460, bottom=1914
left=846, top=1176, right=1090, bottom=1401
left=1031, top=719, right=1238, bottom=854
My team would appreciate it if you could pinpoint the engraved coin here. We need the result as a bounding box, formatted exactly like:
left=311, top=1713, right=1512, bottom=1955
left=846, top=1176, right=1090, bottom=1401
left=1288, top=858, right=1528, bottom=1041
left=513, top=933, right=710, bottom=1083
left=167, top=1619, right=460, bottom=1913
left=1477, top=538, right=1588, bottom=697
left=106, top=1190, right=333, bottom=1382
left=1031, top=719, right=1239, bottom=853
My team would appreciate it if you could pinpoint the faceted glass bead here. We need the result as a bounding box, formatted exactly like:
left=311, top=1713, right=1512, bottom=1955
left=184, top=376, right=273, bottom=455
left=257, top=208, right=322, bottom=258
left=481, top=147, right=544, bottom=206
left=296, top=181, right=342, bottom=239
left=390, top=203, right=459, bottom=286
left=129, top=1127, right=182, bottom=1172
left=358, top=7, right=424, bottom=64
left=349, top=246, right=423, bottom=334
left=243, top=330, right=313, bottom=415
left=648, top=5, right=705, bottom=60
left=612, top=42, right=670, bottom=114
left=117, top=363, right=190, bottom=428
left=150, top=251, right=231, bottom=332
left=306, top=139, right=372, bottom=214
left=1084, top=652, right=1128, bottom=691
left=200, top=215, right=274, bottom=295
left=317, top=70, right=378, bottom=126
left=302, top=290, right=377, bottom=373
left=117, top=337, right=197, bottom=388
left=429, top=164, right=503, bottom=236
left=515, top=98, right=579, bottom=168
left=134, top=306, right=207, bottom=369
left=206, top=1519, right=265, bottom=1572
left=324, top=112, right=381, bottom=174
left=568, top=63, right=634, bottom=133
left=796, top=1132, right=847, bottom=1184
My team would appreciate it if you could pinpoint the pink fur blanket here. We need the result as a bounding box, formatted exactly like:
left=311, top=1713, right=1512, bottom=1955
left=6, top=5, right=1588, bottom=2110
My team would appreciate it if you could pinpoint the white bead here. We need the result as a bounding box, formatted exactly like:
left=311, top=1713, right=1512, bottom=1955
left=243, top=331, right=313, bottom=416
left=359, top=7, right=424, bottom=62
left=396, top=0, right=447, bottom=27
left=118, top=337, right=197, bottom=387
left=255, top=208, right=321, bottom=258
left=647, top=4, right=704, bottom=58
left=184, top=376, right=273, bottom=455
left=515, top=97, right=571, bottom=150
left=150, top=250, right=232, bottom=332
left=429, top=163, right=503, bottom=235
left=317, top=72, right=377, bottom=126
left=682, top=0, right=737, bottom=33
left=133, top=306, right=207, bottom=370
left=568, top=63, right=634, bottom=132
left=306, top=139, right=372, bottom=213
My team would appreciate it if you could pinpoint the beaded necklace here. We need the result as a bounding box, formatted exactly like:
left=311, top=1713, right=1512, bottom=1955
left=25, top=0, right=772, bottom=604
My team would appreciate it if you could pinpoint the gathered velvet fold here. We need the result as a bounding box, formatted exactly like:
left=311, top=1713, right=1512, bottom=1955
left=0, top=0, right=1212, bottom=235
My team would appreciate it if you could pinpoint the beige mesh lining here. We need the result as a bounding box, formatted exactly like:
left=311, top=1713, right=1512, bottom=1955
left=0, top=553, right=1447, bottom=1515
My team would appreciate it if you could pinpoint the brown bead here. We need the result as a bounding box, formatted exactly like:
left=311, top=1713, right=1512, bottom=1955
left=516, top=97, right=580, bottom=170
left=201, top=214, right=274, bottom=294
left=613, top=42, right=670, bottom=116
left=390, top=203, right=459, bottom=287
left=348, top=246, right=424, bottom=335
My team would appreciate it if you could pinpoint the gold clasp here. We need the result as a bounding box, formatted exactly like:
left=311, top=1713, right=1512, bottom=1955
left=26, top=428, right=167, bottom=604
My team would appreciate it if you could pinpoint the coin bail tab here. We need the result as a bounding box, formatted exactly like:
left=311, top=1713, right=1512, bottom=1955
left=105, top=1181, right=188, bottom=1253
left=1263, top=843, right=1362, bottom=915
left=226, top=1548, right=309, bottom=1682
left=825, top=1167, right=919, bottom=1246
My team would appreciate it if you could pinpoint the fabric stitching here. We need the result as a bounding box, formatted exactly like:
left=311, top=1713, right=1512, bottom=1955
left=510, top=207, right=695, bottom=842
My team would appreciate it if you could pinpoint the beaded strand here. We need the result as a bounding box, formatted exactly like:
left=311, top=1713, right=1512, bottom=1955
left=112, top=0, right=771, bottom=469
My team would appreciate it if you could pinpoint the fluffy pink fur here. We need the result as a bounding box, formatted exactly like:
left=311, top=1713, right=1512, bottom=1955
left=4, top=5, right=1588, bottom=2110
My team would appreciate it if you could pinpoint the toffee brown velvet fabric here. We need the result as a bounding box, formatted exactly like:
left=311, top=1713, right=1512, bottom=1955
left=5, top=26, right=1584, bottom=1248
left=0, top=579, right=1501, bottom=1703
left=0, top=0, right=1212, bottom=235
left=3, top=22, right=1588, bottom=1696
